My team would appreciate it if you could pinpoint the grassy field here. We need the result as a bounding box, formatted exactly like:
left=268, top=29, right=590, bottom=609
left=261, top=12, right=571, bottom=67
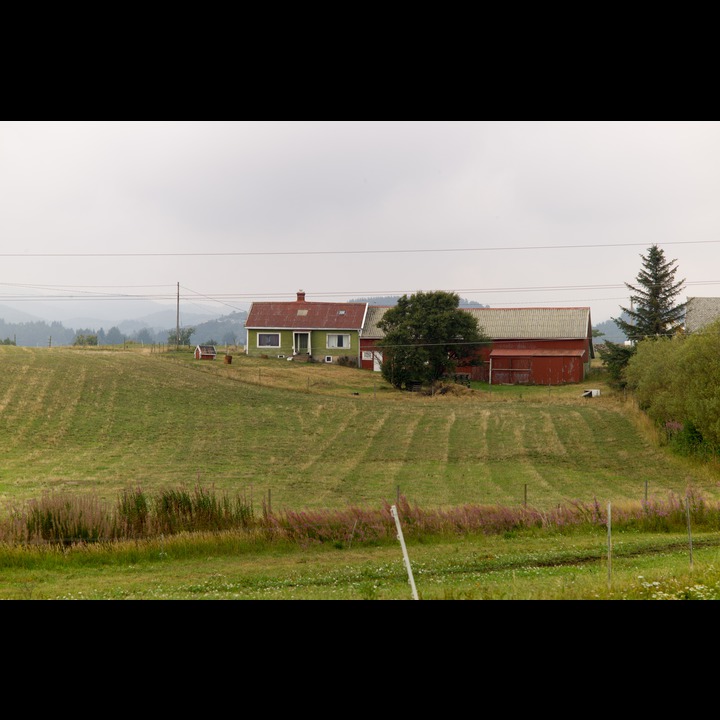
left=1, top=346, right=717, bottom=513
left=2, top=345, right=720, bottom=600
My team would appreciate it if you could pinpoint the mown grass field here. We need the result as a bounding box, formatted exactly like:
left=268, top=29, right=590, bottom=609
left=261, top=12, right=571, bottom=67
left=1, top=346, right=717, bottom=513
left=2, top=345, right=720, bottom=600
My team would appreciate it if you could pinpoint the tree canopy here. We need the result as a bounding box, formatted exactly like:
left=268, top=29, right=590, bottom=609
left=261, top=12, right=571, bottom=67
left=612, top=244, right=686, bottom=341
left=169, top=327, right=195, bottom=346
left=625, top=318, right=720, bottom=454
left=376, top=291, right=489, bottom=390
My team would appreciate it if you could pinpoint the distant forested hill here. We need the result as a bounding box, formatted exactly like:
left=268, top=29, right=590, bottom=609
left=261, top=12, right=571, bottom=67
left=190, top=311, right=247, bottom=346
left=0, top=311, right=248, bottom=348
left=593, top=317, right=629, bottom=344
left=0, top=319, right=76, bottom=347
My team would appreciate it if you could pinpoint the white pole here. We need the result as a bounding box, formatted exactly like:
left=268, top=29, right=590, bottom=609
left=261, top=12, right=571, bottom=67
left=607, top=502, right=612, bottom=590
left=391, top=504, right=419, bottom=600
left=686, top=495, right=694, bottom=570
left=176, top=281, right=180, bottom=350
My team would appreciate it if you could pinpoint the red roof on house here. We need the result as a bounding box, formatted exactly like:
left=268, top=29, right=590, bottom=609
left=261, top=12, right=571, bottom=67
left=245, top=291, right=368, bottom=330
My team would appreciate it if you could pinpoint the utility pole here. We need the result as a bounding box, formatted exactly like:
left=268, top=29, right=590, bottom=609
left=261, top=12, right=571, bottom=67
left=176, top=282, right=180, bottom=350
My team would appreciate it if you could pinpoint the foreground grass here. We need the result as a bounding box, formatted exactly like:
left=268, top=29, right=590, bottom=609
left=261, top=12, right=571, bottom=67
left=3, top=526, right=719, bottom=600
left=2, top=489, right=720, bottom=600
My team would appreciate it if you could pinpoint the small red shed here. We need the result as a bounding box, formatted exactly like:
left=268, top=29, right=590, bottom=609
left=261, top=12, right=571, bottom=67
left=194, top=344, right=217, bottom=360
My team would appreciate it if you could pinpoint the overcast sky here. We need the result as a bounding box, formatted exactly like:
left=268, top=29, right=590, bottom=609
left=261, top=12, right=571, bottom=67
left=2, top=120, right=719, bottom=324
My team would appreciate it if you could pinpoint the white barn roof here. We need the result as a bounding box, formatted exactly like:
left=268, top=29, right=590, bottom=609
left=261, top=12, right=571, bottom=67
left=360, top=306, right=592, bottom=340
left=462, top=307, right=592, bottom=339
left=360, top=306, right=394, bottom=339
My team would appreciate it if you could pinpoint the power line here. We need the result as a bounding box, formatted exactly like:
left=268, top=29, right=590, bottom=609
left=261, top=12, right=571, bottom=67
left=1, top=239, right=720, bottom=258
left=5, top=279, right=717, bottom=299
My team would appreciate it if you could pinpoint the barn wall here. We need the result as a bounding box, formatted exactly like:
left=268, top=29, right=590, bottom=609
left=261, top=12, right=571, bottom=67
left=359, top=339, right=383, bottom=370
left=457, top=338, right=590, bottom=385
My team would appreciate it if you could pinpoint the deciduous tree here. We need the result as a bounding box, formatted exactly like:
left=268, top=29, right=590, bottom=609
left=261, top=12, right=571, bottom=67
left=377, top=291, right=488, bottom=390
left=168, top=327, right=195, bottom=346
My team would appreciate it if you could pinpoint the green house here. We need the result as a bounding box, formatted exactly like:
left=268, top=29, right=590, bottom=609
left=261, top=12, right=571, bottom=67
left=244, top=290, right=368, bottom=366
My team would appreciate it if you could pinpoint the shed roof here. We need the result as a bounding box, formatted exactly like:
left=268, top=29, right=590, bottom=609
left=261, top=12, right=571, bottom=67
left=685, top=297, right=720, bottom=332
left=196, top=344, right=217, bottom=354
left=246, top=294, right=367, bottom=330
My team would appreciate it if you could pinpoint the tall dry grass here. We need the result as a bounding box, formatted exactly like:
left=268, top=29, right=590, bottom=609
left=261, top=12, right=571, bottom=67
left=3, top=485, right=719, bottom=548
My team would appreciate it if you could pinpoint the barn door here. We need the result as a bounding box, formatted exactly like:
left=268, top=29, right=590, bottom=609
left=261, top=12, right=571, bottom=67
left=514, top=358, right=531, bottom=384
left=373, top=351, right=383, bottom=372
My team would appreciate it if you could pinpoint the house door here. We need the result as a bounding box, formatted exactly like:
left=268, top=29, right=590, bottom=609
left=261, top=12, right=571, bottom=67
left=295, top=332, right=309, bottom=354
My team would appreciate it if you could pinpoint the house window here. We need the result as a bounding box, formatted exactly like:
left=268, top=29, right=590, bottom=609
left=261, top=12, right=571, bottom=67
left=258, top=333, right=280, bottom=347
left=327, top=334, right=350, bottom=349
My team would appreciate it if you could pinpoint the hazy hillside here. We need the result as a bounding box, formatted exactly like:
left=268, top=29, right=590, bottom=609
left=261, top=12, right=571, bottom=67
left=593, top=317, right=629, bottom=344
left=0, top=318, right=76, bottom=347
left=0, top=311, right=247, bottom=347
left=0, top=298, right=220, bottom=327
left=190, top=311, right=247, bottom=346
left=0, top=304, right=38, bottom=323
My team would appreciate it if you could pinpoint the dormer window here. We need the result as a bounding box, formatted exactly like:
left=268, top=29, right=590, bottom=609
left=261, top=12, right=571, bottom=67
left=338, top=310, right=346, bottom=315
left=297, top=309, right=308, bottom=316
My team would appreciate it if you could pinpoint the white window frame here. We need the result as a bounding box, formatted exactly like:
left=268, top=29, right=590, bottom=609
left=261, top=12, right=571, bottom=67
left=326, top=333, right=351, bottom=349
left=257, top=333, right=280, bottom=348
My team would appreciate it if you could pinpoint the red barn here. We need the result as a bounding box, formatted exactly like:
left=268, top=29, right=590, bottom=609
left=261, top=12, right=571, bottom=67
left=458, top=307, right=594, bottom=385
left=360, top=306, right=594, bottom=385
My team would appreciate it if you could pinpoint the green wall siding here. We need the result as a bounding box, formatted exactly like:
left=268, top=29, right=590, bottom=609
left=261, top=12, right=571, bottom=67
left=246, top=330, right=295, bottom=358
left=246, top=330, right=359, bottom=361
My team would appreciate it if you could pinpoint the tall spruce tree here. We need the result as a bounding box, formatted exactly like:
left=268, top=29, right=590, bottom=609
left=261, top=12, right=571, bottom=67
left=612, top=244, right=686, bottom=341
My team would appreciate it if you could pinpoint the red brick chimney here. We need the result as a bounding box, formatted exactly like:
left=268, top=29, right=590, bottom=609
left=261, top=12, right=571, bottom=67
left=297, top=290, right=306, bottom=302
